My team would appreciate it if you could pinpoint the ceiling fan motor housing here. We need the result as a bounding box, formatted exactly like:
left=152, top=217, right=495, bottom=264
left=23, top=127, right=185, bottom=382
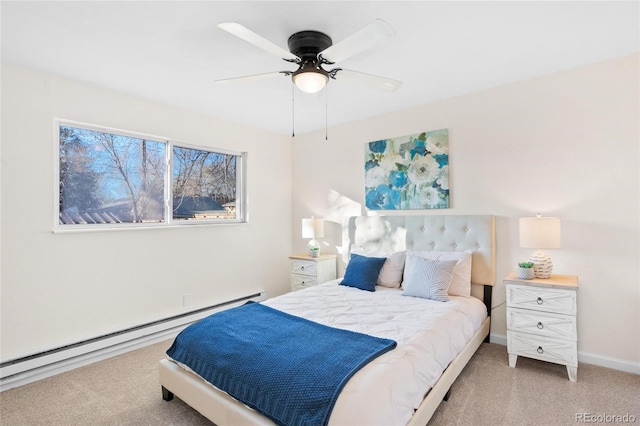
left=287, top=30, right=332, bottom=59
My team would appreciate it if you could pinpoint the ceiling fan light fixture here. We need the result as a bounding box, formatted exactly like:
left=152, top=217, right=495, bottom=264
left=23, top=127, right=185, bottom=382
left=292, top=68, right=328, bottom=94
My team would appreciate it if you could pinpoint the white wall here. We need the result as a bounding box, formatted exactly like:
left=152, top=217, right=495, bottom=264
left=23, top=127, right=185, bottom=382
left=0, top=64, right=293, bottom=360
left=292, top=55, right=640, bottom=371
left=2, top=54, right=638, bottom=372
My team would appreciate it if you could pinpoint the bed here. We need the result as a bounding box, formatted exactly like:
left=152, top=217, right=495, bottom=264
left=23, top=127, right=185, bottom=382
left=159, top=214, right=496, bottom=425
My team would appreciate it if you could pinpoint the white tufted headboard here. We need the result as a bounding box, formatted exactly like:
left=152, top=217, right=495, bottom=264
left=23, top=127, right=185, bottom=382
left=346, top=215, right=496, bottom=286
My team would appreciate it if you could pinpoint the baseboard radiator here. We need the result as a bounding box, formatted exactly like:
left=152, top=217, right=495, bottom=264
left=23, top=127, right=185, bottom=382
left=0, top=291, right=266, bottom=391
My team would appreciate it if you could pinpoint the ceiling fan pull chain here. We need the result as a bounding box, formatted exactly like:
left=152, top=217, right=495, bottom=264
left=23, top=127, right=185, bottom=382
left=292, top=83, right=295, bottom=138
left=325, top=85, right=328, bottom=141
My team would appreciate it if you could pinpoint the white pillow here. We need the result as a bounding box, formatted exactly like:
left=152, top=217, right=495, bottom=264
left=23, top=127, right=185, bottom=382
left=402, top=254, right=457, bottom=302
left=409, top=250, right=472, bottom=297
left=350, top=246, right=406, bottom=288
left=377, top=251, right=406, bottom=288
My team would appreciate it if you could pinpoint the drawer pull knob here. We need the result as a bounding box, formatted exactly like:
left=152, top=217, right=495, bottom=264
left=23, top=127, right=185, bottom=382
left=301, top=266, right=304, bottom=270
left=537, top=346, right=544, bottom=354
left=537, top=322, right=543, bottom=329
left=536, top=297, right=543, bottom=305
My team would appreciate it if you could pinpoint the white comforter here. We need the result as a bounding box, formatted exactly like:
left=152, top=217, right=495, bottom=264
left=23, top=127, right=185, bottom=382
left=263, top=279, right=487, bottom=426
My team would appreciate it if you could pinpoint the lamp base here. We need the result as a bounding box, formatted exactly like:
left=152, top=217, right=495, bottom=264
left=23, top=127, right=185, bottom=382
left=529, top=250, right=553, bottom=278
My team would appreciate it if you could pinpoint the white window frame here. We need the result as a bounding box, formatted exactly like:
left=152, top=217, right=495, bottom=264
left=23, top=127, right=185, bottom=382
left=54, top=119, right=246, bottom=231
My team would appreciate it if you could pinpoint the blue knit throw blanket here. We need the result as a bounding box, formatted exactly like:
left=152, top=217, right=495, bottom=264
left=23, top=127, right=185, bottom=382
left=166, top=302, right=396, bottom=426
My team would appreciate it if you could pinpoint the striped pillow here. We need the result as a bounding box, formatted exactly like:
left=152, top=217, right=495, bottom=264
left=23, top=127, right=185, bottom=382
left=401, top=254, right=457, bottom=302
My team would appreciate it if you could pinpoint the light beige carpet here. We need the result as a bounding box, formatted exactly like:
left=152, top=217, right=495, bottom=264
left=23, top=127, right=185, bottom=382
left=1, top=341, right=638, bottom=425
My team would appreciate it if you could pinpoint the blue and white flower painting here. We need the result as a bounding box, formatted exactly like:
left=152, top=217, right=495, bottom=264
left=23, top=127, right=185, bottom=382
left=365, top=129, right=449, bottom=210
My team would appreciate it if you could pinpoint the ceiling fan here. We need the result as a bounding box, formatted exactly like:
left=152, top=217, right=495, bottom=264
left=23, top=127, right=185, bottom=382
left=215, top=19, right=402, bottom=94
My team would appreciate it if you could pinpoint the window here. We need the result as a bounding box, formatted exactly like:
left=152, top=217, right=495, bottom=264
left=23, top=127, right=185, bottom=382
left=57, top=121, right=244, bottom=228
left=172, top=146, right=238, bottom=221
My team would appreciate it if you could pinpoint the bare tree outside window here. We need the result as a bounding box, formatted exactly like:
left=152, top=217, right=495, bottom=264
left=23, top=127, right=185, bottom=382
left=172, top=146, right=238, bottom=221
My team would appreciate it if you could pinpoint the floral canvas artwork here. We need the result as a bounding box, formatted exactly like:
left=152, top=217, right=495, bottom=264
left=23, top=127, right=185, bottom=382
left=365, top=129, right=449, bottom=210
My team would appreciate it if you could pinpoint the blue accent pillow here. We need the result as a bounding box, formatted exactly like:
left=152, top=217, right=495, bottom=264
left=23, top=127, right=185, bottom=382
left=340, top=253, right=387, bottom=292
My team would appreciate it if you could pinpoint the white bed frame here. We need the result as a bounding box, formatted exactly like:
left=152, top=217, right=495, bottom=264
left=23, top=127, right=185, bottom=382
left=160, top=215, right=496, bottom=425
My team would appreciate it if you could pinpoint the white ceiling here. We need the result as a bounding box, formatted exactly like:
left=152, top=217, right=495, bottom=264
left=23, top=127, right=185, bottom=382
left=2, top=1, right=638, bottom=136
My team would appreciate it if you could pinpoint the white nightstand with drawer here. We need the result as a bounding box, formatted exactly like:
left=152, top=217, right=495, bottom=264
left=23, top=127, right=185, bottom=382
left=289, top=254, right=337, bottom=291
left=504, top=272, right=579, bottom=382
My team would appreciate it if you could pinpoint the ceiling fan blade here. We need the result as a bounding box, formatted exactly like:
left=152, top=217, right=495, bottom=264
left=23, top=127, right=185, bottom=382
left=333, top=69, right=402, bottom=92
left=319, top=19, right=395, bottom=64
left=218, top=22, right=299, bottom=62
left=215, top=71, right=289, bottom=85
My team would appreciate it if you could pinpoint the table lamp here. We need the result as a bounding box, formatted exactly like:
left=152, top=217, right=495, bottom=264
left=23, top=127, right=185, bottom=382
left=302, top=217, right=324, bottom=257
left=519, top=214, right=561, bottom=278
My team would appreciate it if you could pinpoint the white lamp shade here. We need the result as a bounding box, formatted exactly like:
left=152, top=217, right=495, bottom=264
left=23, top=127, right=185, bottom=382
left=519, top=216, right=561, bottom=249
left=301, top=217, right=325, bottom=239
left=293, top=72, right=328, bottom=94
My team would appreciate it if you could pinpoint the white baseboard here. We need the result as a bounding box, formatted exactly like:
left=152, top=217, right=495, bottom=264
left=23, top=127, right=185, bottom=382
left=0, top=291, right=266, bottom=392
left=489, top=333, right=507, bottom=346
left=488, top=333, right=640, bottom=375
left=577, top=351, right=640, bottom=375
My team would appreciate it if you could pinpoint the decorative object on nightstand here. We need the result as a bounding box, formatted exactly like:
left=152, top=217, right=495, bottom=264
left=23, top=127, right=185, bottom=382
left=519, top=214, right=561, bottom=278
left=517, top=262, right=535, bottom=279
left=504, top=271, right=579, bottom=382
left=289, top=254, right=337, bottom=291
left=302, top=217, right=325, bottom=256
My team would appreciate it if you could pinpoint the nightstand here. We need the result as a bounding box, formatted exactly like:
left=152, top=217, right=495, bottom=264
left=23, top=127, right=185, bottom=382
left=289, top=254, right=337, bottom=291
left=504, top=272, right=579, bottom=382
